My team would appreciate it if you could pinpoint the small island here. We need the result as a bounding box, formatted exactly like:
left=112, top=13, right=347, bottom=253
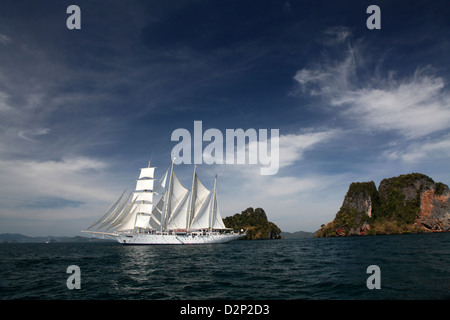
left=223, top=207, right=281, bottom=240
left=316, top=173, right=450, bottom=237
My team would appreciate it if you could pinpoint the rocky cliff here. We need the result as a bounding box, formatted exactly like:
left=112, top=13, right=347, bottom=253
left=316, top=173, right=450, bottom=237
left=223, top=207, right=281, bottom=240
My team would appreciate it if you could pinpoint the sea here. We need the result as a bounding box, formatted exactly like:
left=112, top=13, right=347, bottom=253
left=1, top=233, right=449, bottom=303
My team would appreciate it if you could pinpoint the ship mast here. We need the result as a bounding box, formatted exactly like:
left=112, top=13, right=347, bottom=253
left=161, top=160, right=174, bottom=232
left=209, top=175, right=217, bottom=232
left=186, top=165, right=197, bottom=232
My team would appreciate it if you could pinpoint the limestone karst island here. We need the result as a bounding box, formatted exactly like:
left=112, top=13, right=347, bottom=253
left=316, top=173, right=450, bottom=237
left=223, top=207, right=281, bottom=240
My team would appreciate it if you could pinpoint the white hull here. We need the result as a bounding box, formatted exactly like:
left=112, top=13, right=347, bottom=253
left=114, top=232, right=245, bottom=245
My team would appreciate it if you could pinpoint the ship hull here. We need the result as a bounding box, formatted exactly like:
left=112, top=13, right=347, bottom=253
left=115, top=232, right=245, bottom=245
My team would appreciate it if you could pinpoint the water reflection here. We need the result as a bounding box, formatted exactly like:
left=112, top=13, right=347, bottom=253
left=112, top=243, right=232, bottom=298
left=88, top=234, right=450, bottom=299
left=120, top=246, right=157, bottom=279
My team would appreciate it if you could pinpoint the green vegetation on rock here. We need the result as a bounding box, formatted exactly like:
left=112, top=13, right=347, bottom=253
left=223, top=207, right=281, bottom=240
left=377, top=173, right=434, bottom=225
left=316, top=173, right=450, bottom=237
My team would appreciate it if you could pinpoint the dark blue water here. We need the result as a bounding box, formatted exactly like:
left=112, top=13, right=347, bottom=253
left=1, top=233, right=449, bottom=300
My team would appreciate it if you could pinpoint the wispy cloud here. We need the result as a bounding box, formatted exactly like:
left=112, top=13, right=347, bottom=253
left=278, top=130, right=336, bottom=168
left=236, top=129, right=336, bottom=175
left=334, top=70, right=450, bottom=139
left=384, top=134, right=450, bottom=163
left=320, top=26, right=352, bottom=45
left=0, top=33, right=11, bottom=45
left=216, top=164, right=347, bottom=232
left=0, top=91, right=11, bottom=111
left=293, top=28, right=450, bottom=140
left=0, top=157, right=111, bottom=213
left=17, top=128, right=52, bottom=143
left=206, top=129, right=340, bottom=231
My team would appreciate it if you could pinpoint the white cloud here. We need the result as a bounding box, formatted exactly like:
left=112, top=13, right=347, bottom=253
left=216, top=165, right=347, bottom=232
left=206, top=130, right=340, bottom=232
left=0, top=157, right=112, bottom=215
left=17, top=128, right=52, bottom=142
left=334, top=72, right=450, bottom=139
left=293, top=51, right=355, bottom=97
left=0, top=33, right=11, bottom=45
left=0, top=91, right=11, bottom=111
left=278, top=130, right=335, bottom=168
left=238, top=129, right=335, bottom=176
left=384, top=135, right=450, bottom=163
left=293, top=31, right=450, bottom=140
left=322, top=26, right=352, bottom=45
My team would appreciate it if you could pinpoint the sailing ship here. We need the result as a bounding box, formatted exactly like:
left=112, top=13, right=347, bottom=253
left=82, top=162, right=246, bottom=244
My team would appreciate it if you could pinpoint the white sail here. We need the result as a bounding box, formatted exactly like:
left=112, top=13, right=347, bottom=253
left=134, top=203, right=154, bottom=214
left=211, top=194, right=226, bottom=229
left=81, top=162, right=244, bottom=244
left=170, top=172, right=188, bottom=214
left=135, top=214, right=151, bottom=229
left=96, top=192, right=132, bottom=230
left=189, top=175, right=226, bottom=230
left=116, top=205, right=138, bottom=232
left=149, top=215, right=160, bottom=229
left=139, top=167, right=155, bottom=179
left=151, top=192, right=164, bottom=223
left=136, top=179, right=155, bottom=191
left=110, top=164, right=167, bottom=232
left=188, top=173, right=211, bottom=229
left=133, top=192, right=154, bottom=203
left=150, top=199, right=162, bottom=229
left=190, top=193, right=212, bottom=230
left=158, top=168, right=169, bottom=190
left=87, top=190, right=126, bottom=230
left=152, top=171, right=167, bottom=206
left=161, top=168, right=189, bottom=231
left=166, top=191, right=190, bottom=230
left=106, top=198, right=137, bottom=231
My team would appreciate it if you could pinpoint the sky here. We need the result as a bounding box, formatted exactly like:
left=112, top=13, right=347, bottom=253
left=0, top=0, right=449, bottom=236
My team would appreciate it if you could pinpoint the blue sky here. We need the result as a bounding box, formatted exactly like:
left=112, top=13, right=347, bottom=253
left=0, top=0, right=449, bottom=236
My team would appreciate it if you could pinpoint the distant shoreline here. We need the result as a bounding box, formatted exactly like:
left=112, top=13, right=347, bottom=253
left=0, top=231, right=316, bottom=243
left=0, top=233, right=113, bottom=243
